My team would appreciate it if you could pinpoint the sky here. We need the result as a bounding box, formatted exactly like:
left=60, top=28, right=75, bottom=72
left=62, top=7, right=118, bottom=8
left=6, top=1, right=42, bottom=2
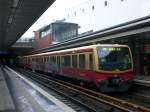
left=21, top=0, right=88, bottom=38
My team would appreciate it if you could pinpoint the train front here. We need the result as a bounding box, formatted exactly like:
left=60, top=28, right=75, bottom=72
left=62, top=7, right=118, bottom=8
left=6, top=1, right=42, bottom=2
left=95, top=45, right=133, bottom=92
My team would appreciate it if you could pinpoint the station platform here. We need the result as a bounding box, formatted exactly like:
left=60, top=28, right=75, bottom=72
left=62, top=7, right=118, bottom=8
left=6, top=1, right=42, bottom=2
left=0, top=68, right=15, bottom=112
left=134, top=75, right=150, bottom=85
left=2, top=67, right=76, bottom=112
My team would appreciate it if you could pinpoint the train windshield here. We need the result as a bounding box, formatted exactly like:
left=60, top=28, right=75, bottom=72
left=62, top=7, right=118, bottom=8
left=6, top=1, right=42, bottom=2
left=97, top=47, right=132, bottom=71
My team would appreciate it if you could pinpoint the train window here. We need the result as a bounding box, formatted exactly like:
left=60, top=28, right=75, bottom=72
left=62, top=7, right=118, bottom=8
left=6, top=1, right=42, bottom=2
left=41, top=58, right=42, bottom=62
left=49, top=57, right=51, bottom=62
left=28, top=58, right=30, bottom=63
left=38, top=57, right=40, bottom=62
left=51, top=56, right=56, bottom=64
left=37, top=58, right=38, bottom=63
left=30, top=58, right=31, bottom=62
left=46, top=57, right=49, bottom=62
left=32, top=58, right=35, bottom=62
left=44, top=57, right=46, bottom=62
left=97, top=47, right=132, bottom=71
left=104, top=1, right=107, bottom=7
left=57, top=56, right=61, bottom=67
left=53, top=57, right=56, bottom=63
left=79, top=54, right=85, bottom=69
left=72, top=55, right=77, bottom=68
left=43, top=57, right=45, bottom=62
left=35, top=58, right=37, bottom=62
left=89, top=54, right=93, bottom=70
left=26, top=58, right=28, bottom=64
left=37, top=58, right=38, bottom=62
left=43, top=57, right=44, bottom=63
left=40, top=57, right=42, bottom=63
left=39, top=57, right=42, bottom=63
left=45, top=57, right=47, bottom=62
left=28, top=58, right=30, bottom=64
left=62, top=56, right=71, bottom=67
left=50, top=57, right=52, bottom=63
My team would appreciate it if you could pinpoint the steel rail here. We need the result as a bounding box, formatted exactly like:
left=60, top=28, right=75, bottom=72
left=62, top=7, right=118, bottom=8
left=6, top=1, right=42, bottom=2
left=15, top=68, right=150, bottom=112
left=38, top=74, right=150, bottom=112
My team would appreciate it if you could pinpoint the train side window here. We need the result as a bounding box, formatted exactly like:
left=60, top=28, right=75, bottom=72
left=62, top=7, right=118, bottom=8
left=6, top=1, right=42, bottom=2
left=45, top=56, right=48, bottom=63
left=36, top=57, right=38, bottom=63
left=26, top=58, right=29, bottom=64
left=51, top=56, right=56, bottom=64
left=28, top=58, right=30, bottom=64
left=72, top=55, right=77, bottom=68
left=40, top=57, right=42, bottom=63
left=45, top=57, right=47, bottom=62
left=26, top=58, right=27, bottom=64
left=44, top=57, right=47, bottom=63
left=31, top=58, right=34, bottom=63
left=49, top=57, right=51, bottom=63
left=79, top=54, right=85, bottom=69
left=27, top=58, right=30, bottom=64
left=26, top=58, right=28, bottom=64
left=39, top=57, right=42, bottom=63
left=37, top=58, right=38, bottom=63
left=42, top=57, right=45, bottom=63
left=39, top=57, right=41, bottom=63
left=41, top=57, right=43, bottom=63
left=57, top=56, right=61, bottom=67
left=61, top=56, right=64, bottom=66
left=54, top=56, right=56, bottom=64
left=89, top=54, right=93, bottom=70
left=46, top=56, right=48, bottom=63
left=62, top=56, right=71, bottom=67
left=50, top=57, right=52, bottom=63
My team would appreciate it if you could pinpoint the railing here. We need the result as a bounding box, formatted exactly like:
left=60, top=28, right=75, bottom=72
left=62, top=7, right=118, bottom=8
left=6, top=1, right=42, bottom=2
left=12, top=38, right=35, bottom=48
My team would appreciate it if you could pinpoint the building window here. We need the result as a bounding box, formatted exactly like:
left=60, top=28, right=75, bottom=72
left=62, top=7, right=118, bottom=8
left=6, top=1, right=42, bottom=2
left=104, top=1, right=107, bottom=7
left=74, top=12, right=76, bottom=16
left=121, top=0, right=124, bottom=1
left=40, top=28, right=51, bottom=38
left=82, top=8, right=84, bottom=13
left=92, top=5, right=95, bottom=11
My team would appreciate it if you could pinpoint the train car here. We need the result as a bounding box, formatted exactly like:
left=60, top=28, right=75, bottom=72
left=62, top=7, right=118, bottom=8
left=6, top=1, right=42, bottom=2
left=19, top=44, right=133, bottom=92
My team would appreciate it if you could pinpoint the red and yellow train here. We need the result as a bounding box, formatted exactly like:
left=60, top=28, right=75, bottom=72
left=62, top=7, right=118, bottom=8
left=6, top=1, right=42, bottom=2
left=19, top=44, right=133, bottom=92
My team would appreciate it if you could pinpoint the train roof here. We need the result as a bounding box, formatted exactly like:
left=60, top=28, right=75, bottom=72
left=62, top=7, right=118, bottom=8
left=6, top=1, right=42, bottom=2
left=23, top=44, right=129, bottom=57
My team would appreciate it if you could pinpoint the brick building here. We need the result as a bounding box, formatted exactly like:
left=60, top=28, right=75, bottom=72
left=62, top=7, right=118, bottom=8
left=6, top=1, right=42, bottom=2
left=34, top=21, right=78, bottom=49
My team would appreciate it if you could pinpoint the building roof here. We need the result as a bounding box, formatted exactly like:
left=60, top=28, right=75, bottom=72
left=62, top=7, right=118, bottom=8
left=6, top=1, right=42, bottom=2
left=37, top=21, right=79, bottom=32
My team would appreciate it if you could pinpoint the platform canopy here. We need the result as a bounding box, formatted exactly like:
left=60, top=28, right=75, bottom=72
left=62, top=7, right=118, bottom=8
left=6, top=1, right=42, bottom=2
left=0, top=0, right=55, bottom=49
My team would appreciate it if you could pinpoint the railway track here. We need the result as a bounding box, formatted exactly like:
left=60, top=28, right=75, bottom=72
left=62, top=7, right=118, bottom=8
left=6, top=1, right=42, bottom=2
left=11, top=67, right=150, bottom=112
